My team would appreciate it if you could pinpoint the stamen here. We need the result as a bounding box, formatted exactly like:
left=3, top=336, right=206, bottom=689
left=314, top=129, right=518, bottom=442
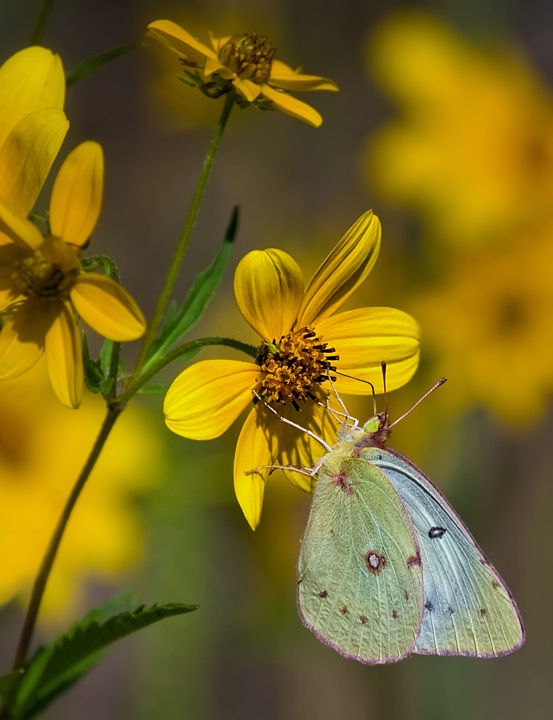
left=218, top=32, right=276, bottom=84
left=257, top=326, right=339, bottom=409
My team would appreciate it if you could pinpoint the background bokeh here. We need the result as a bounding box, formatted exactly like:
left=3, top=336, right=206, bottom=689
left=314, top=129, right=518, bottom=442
left=1, top=0, right=552, bottom=718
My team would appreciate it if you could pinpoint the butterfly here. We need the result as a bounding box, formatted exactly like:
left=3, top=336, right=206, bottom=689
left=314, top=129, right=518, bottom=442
left=295, top=379, right=525, bottom=664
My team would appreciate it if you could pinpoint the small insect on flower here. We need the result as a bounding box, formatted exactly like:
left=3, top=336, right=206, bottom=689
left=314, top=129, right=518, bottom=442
left=147, top=19, right=339, bottom=126
left=164, top=211, right=420, bottom=529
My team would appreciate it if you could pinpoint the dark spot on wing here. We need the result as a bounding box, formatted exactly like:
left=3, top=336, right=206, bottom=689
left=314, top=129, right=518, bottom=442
left=360, top=614, right=368, bottom=624
left=318, top=590, right=328, bottom=599
left=491, top=580, right=500, bottom=589
left=365, top=550, right=387, bottom=575
left=480, top=608, right=487, bottom=617
left=404, top=590, right=410, bottom=602
left=407, top=551, right=422, bottom=567
left=424, top=600, right=434, bottom=612
left=448, top=606, right=455, bottom=615
left=332, top=470, right=354, bottom=496
left=428, top=526, right=446, bottom=539
left=340, top=605, right=349, bottom=616
left=392, top=609, right=399, bottom=620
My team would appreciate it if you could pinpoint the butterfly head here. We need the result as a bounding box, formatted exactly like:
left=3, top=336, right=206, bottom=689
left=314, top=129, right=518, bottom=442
left=351, top=410, right=391, bottom=452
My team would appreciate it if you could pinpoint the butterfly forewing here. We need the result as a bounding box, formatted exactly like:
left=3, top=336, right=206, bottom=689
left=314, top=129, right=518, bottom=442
left=365, top=447, right=524, bottom=657
left=298, top=445, right=424, bottom=663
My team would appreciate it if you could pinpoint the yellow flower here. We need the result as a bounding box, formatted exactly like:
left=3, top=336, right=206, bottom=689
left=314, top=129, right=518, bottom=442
left=0, top=363, right=162, bottom=621
left=0, top=46, right=68, bottom=217
left=0, top=141, right=146, bottom=408
left=414, top=227, right=553, bottom=424
left=147, top=19, right=338, bottom=127
left=164, top=211, right=420, bottom=529
left=364, top=12, right=553, bottom=249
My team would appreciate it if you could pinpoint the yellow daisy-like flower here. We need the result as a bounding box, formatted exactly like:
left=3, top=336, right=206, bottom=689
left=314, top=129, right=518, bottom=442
left=0, top=363, right=162, bottom=621
left=0, top=46, right=68, bottom=217
left=147, top=19, right=338, bottom=127
left=365, top=11, right=553, bottom=249
left=0, top=141, right=146, bottom=408
left=414, top=227, right=553, bottom=425
left=164, top=211, right=420, bottom=529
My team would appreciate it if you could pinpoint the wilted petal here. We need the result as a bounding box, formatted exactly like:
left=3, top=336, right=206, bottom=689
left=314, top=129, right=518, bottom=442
left=318, top=307, right=421, bottom=394
left=0, top=197, right=43, bottom=250
left=260, top=83, right=323, bottom=127
left=298, top=211, right=381, bottom=326
left=164, top=359, right=260, bottom=440
left=234, top=249, right=304, bottom=341
left=70, top=274, right=145, bottom=341
left=147, top=19, right=219, bottom=66
left=269, top=60, right=339, bottom=92
left=0, top=301, right=49, bottom=379
left=45, top=300, right=83, bottom=408
left=0, top=47, right=65, bottom=149
left=0, top=109, right=69, bottom=216
left=50, top=142, right=103, bottom=247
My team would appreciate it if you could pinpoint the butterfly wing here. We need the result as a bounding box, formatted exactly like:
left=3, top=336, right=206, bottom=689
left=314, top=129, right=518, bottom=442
left=297, top=444, right=424, bottom=664
left=366, top=447, right=524, bottom=657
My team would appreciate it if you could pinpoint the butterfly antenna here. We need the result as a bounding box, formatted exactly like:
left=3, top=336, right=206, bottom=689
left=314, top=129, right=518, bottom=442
left=381, top=361, right=388, bottom=421
left=388, top=377, right=448, bottom=429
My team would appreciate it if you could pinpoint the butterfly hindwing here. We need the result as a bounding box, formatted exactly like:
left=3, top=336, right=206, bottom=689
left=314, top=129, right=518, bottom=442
left=297, top=442, right=424, bottom=664
left=364, top=446, right=524, bottom=657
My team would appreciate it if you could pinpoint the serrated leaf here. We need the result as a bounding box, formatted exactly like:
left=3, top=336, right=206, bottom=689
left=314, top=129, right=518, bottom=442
left=147, top=207, right=239, bottom=361
left=14, top=602, right=197, bottom=719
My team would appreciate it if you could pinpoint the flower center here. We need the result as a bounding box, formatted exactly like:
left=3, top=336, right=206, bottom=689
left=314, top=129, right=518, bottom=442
left=218, top=32, right=276, bottom=84
left=11, top=236, right=80, bottom=299
left=257, top=327, right=339, bottom=410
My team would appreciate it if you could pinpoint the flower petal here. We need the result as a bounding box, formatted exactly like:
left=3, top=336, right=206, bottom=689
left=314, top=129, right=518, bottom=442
left=45, top=300, right=83, bottom=408
left=50, top=142, right=103, bottom=247
left=318, top=307, right=421, bottom=393
left=0, top=301, right=49, bottom=379
left=298, top=211, right=382, bottom=327
left=269, top=60, right=339, bottom=92
left=260, top=83, right=323, bottom=127
left=164, top=359, right=260, bottom=440
left=0, top=108, right=69, bottom=217
left=233, top=77, right=261, bottom=102
left=0, top=47, right=65, bottom=149
left=147, top=19, right=220, bottom=66
left=0, top=196, right=44, bottom=250
left=233, top=405, right=271, bottom=530
left=234, top=249, right=304, bottom=341
left=70, top=274, right=145, bottom=342
left=0, top=243, right=24, bottom=310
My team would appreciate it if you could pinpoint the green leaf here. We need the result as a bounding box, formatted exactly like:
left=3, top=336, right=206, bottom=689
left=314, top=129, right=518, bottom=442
left=137, top=383, right=171, bottom=395
left=13, top=600, right=197, bottom=719
left=147, top=206, right=239, bottom=361
left=66, top=42, right=142, bottom=88
left=82, top=334, right=104, bottom=394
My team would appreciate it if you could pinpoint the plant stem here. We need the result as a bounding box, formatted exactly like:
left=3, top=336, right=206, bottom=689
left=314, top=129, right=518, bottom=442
left=133, top=91, right=235, bottom=376
left=29, top=0, right=56, bottom=45
left=12, top=406, right=121, bottom=671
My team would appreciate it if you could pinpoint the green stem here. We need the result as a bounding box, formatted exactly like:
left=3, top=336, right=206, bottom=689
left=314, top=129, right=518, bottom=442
left=119, top=336, right=257, bottom=405
left=133, top=91, right=235, bottom=377
left=12, top=406, right=121, bottom=672
left=29, top=0, right=56, bottom=45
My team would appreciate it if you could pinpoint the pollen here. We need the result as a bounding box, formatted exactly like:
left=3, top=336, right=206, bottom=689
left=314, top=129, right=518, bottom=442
left=218, top=32, right=276, bottom=84
left=11, top=236, right=79, bottom=299
left=257, top=326, right=339, bottom=410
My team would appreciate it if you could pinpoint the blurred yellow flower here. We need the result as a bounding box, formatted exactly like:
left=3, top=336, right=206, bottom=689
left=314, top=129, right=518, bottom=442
left=365, top=12, right=553, bottom=249
left=0, top=364, right=161, bottom=621
left=0, top=141, right=146, bottom=408
left=414, top=226, right=553, bottom=424
left=164, top=211, right=420, bottom=529
left=147, top=19, right=338, bottom=127
left=0, top=46, right=68, bottom=217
